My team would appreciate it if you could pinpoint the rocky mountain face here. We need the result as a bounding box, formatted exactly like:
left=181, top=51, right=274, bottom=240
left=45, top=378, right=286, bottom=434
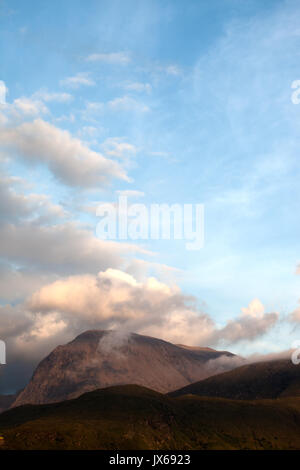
left=170, top=358, right=300, bottom=399
left=12, top=330, right=236, bottom=407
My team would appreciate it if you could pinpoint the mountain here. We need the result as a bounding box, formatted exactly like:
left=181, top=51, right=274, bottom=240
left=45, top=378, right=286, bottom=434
left=12, top=330, right=235, bottom=407
left=169, top=359, right=300, bottom=399
left=0, top=395, right=17, bottom=414
left=2, top=385, right=300, bottom=450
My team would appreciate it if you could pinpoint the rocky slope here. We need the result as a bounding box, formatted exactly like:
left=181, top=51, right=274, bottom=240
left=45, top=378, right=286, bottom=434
left=12, top=330, right=236, bottom=406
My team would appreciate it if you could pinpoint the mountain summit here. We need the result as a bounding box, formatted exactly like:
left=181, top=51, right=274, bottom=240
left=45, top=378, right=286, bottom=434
left=13, top=330, right=235, bottom=407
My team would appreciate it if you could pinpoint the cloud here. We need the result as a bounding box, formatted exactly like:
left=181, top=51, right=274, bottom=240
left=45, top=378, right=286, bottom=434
left=60, top=72, right=95, bottom=88
left=205, top=348, right=293, bottom=376
left=101, top=137, right=138, bottom=159
left=164, top=65, right=181, bottom=76
left=29, top=312, right=67, bottom=340
left=116, top=190, right=144, bottom=199
left=27, top=269, right=213, bottom=344
left=0, top=221, right=151, bottom=276
left=33, top=90, right=73, bottom=103
left=0, top=173, right=66, bottom=223
left=108, top=96, right=149, bottom=113
left=0, top=262, right=56, bottom=303
left=10, top=97, right=48, bottom=116
left=0, top=273, right=280, bottom=394
left=291, top=309, right=300, bottom=322
left=77, top=126, right=101, bottom=139
left=0, top=304, right=33, bottom=341
left=0, top=80, right=8, bottom=104
left=288, top=270, right=300, bottom=322
left=210, top=299, right=279, bottom=345
left=124, top=82, right=152, bottom=94
left=0, top=119, right=128, bottom=188
left=241, top=298, right=265, bottom=318
left=82, top=96, right=149, bottom=121
left=86, top=52, right=131, bottom=64
left=1, top=89, right=72, bottom=121
left=25, top=272, right=279, bottom=348
left=289, top=295, right=300, bottom=322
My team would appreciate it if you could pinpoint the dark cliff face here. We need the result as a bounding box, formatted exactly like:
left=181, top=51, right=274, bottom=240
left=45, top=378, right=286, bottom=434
left=12, top=330, right=236, bottom=407
left=170, top=358, right=300, bottom=399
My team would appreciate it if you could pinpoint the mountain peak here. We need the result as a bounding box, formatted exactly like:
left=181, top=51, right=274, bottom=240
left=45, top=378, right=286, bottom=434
left=12, top=329, right=236, bottom=407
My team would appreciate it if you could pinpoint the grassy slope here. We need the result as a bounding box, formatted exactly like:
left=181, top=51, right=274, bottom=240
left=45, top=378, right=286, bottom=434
left=169, top=359, right=300, bottom=400
left=1, top=385, right=300, bottom=450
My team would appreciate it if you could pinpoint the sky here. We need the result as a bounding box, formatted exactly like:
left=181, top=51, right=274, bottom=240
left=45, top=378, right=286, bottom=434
left=1, top=0, right=300, bottom=393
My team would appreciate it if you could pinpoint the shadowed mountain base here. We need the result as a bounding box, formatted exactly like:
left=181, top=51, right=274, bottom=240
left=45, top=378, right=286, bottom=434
left=1, top=385, right=300, bottom=450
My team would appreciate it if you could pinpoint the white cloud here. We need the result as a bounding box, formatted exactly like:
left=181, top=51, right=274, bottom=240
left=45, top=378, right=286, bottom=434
left=29, top=312, right=67, bottom=339
left=124, top=82, right=152, bottom=94
left=0, top=221, right=150, bottom=276
left=0, top=80, right=8, bottom=104
left=116, top=190, right=144, bottom=199
left=27, top=269, right=213, bottom=345
left=241, top=298, right=265, bottom=319
left=86, top=52, right=131, bottom=64
left=54, top=113, right=75, bottom=123
left=26, top=272, right=279, bottom=347
left=33, top=90, right=73, bottom=103
left=11, top=97, right=48, bottom=116
left=0, top=173, right=66, bottom=223
left=164, top=64, right=181, bottom=76
left=0, top=119, right=128, bottom=188
left=1, top=89, right=72, bottom=120
left=291, top=309, right=300, bottom=322
left=108, top=96, right=149, bottom=113
left=101, top=137, right=138, bottom=159
left=0, top=263, right=56, bottom=303
left=82, top=97, right=149, bottom=121
left=81, top=101, right=104, bottom=122
left=60, top=72, right=95, bottom=88
left=211, top=299, right=279, bottom=345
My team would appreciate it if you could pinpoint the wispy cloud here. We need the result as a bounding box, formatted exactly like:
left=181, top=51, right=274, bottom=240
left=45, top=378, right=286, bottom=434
left=101, top=137, right=138, bottom=159
left=116, top=190, right=144, bottom=198
left=60, top=72, right=95, bottom=88
left=33, top=90, right=73, bottom=103
left=108, top=95, right=149, bottom=113
left=0, top=80, right=7, bottom=104
left=86, top=51, right=131, bottom=64
left=124, top=82, right=152, bottom=94
left=11, top=97, right=48, bottom=116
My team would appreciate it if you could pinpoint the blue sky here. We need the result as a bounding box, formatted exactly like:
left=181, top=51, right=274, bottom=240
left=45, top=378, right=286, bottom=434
left=1, top=0, right=300, bottom=390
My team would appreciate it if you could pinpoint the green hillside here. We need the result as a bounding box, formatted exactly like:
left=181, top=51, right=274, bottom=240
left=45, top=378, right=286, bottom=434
left=170, top=359, right=300, bottom=400
left=1, top=384, right=300, bottom=450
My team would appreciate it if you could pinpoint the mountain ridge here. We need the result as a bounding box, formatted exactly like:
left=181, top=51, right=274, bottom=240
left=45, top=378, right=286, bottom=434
left=169, top=358, right=300, bottom=399
left=12, top=329, right=236, bottom=407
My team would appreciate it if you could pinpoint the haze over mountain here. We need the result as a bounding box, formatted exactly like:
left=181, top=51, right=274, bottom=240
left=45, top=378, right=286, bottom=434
left=0, top=395, right=17, bottom=414
left=170, top=359, right=300, bottom=399
left=12, top=330, right=237, bottom=407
